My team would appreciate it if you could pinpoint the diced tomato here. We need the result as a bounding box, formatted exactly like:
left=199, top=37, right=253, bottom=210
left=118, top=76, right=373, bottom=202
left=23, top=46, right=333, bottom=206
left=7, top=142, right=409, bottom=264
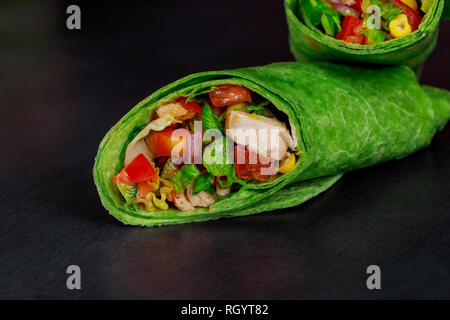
left=336, top=16, right=365, bottom=44
left=177, top=97, right=202, bottom=115
left=114, top=153, right=158, bottom=183
left=349, top=0, right=363, bottom=12
left=393, top=0, right=421, bottom=31
left=353, top=20, right=364, bottom=35
left=346, top=34, right=364, bottom=44
left=234, top=145, right=276, bottom=181
left=349, top=20, right=365, bottom=44
left=209, top=85, right=252, bottom=108
left=137, top=182, right=154, bottom=198
left=151, top=131, right=201, bottom=166
left=145, top=129, right=188, bottom=158
left=336, top=15, right=362, bottom=41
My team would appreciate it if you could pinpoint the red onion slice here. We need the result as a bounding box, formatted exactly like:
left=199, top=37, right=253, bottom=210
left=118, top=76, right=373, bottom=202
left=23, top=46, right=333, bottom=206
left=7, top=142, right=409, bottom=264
left=331, top=4, right=361, bottom=17
left=326, top=0, right=347, bottom=4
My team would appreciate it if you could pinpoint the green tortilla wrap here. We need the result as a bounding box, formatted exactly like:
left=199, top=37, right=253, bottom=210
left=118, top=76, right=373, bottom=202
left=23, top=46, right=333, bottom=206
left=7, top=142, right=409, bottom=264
left=93, top=62, right=449, bottom=227
left=285, top=0, right=448, bottom=70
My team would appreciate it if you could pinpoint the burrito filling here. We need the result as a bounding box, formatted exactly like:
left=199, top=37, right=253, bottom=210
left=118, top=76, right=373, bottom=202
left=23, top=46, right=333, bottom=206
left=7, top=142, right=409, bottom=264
left=113, top=85, right=299, bottom=212
left=298, top=0, right=432, bottom=44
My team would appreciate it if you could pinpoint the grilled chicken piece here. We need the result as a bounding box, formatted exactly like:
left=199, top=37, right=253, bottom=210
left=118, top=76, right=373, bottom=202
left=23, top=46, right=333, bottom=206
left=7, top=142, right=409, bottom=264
left=216, top=185, right=231, bottom=197
left=172, top=191, right=194, bottom=211
left=172, top=185, right=217, bottom=211
left=225, top=110, right=295, bottom=161
left=156, top=102, right=187, bottom=118
left=156, top=102, right=195, bottom=121
left=186, top=185, right=217, bottom=208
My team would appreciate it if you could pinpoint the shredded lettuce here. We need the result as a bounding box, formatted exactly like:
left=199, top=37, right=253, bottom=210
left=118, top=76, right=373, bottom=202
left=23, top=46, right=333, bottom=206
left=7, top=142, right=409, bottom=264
left=159, top=178, right=174, bottom=201
left=247, top=101, right=271, bottom=116
left=184, top=86, right=219, bottom=102
left=148, top=114, right=181, bottom=131
left=152, top=193, right=169, bottom=210
left=135, top=175, right=174, bottom=211
left=161, top=158, right=178, bottom=179
left=137, top=192, right=169, bottom=211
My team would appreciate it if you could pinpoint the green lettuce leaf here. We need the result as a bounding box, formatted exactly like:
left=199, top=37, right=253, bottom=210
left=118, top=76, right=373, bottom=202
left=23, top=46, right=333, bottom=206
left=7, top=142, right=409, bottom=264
left=421, top=0, right=434, bottom=13
left=201, top=102, right=223, bottom=132
left=193, top=173, right=214, bottom=195
left=299, top=0, right=342, bottom=36
left=370, top=0, right=405, bottom=27
left=171, top=164, right=201, bottom=194
left=115, top=180, right=137, bottom=205
left=161, top=158, right=178, bottom=179
left=362, top=28, right=388, bottom=43
left=184, top=86, right=218, bottom=102
left=203, top=136, right=234, bottom=177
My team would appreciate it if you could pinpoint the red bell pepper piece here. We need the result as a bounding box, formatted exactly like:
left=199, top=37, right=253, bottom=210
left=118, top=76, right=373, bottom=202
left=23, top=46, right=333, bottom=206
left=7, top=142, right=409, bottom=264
left=346, top=34, right=365, bottom=44
left=392, top=0, right=421, bottom=31
left=114, top=153, right=158, bottom=183
left=177, top=97, right=202, bottom=115
left=336, top=15, right=364, bottom=44
left=145, top=128, right=189, bottom=158
left=349, top=0, right=363, bottom=12
left=234, top=145, right=276, bottom=181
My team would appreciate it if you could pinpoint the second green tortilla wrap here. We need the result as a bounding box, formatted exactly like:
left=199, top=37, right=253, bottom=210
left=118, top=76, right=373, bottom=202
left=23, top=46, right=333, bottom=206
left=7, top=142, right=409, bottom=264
left=285, top=0, right=448, bottom=70
left=94, top=62, right=449, bottom=227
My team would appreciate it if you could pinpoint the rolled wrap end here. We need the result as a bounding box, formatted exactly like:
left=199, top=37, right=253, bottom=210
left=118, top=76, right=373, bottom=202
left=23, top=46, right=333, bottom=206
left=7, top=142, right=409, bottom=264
left=423, top=85, right=450, bottom=130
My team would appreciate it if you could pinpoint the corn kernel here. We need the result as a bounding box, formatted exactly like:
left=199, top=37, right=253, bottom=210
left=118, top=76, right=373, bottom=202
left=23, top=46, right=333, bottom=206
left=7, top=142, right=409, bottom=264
left=389, top=14, right=412, bottom=38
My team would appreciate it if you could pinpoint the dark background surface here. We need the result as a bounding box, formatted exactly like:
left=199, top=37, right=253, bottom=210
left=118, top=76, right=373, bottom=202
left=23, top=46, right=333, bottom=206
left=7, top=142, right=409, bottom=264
left=0, top=0, right=449, bottom=299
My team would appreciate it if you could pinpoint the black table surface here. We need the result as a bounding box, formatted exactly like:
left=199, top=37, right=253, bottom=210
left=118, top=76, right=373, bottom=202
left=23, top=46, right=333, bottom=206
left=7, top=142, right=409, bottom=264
left=1, top=0, right=449, bottom=299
